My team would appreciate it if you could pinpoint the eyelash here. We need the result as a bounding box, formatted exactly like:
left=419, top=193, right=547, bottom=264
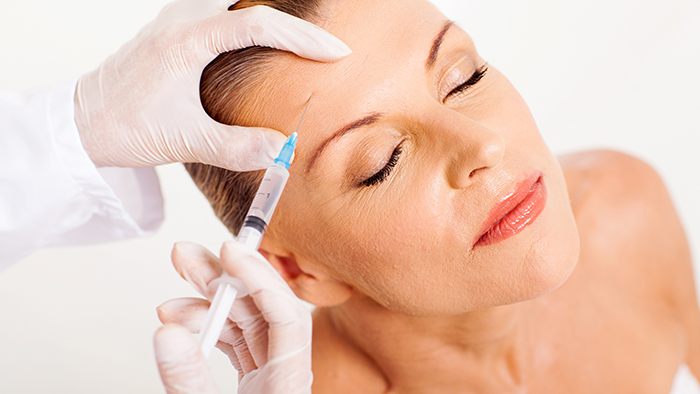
left=358, top=65, right=487, bottom=188
left=361, top=145, right=403, bottom=187
left=445, top=64, right=488, bottom=100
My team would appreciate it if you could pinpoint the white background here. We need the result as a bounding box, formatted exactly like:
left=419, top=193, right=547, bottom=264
left=1, top=0, right=699, bottom=392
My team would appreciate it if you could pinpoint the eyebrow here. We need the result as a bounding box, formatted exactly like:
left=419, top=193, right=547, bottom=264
left=306, top=20, right=455, bottom=173
left=306, top=113, right=383, bottom=172
left=426, top=20, right=454, bottom=69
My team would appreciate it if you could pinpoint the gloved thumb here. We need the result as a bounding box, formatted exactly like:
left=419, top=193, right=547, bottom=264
left=154, top=323, right=220, bottom=394
left=203, top=124, right=288, bottom=172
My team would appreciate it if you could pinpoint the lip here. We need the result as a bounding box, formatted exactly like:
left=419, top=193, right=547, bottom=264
left=475, top=172, right=547, bottom=247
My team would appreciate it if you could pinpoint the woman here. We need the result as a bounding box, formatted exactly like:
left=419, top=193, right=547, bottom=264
left=161, top=0, right=700, bottom=391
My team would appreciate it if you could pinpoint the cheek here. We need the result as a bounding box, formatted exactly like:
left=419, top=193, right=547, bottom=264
left=287, top=173, right=458, bottom=314
left=478, top=70, right=545, bottom=150
left=495, top=93, right=542, bottom=147
left=333, top=190, right=453, bottom=311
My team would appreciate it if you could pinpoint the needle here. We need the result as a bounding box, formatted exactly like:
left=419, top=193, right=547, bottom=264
left=294, top=95, right=313, bottom=134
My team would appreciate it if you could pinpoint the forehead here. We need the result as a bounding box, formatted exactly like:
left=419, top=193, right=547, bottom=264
left=242, top=0, right=449, bottom=160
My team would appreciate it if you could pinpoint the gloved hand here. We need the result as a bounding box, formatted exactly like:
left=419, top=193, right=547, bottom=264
left=75, top=0, right=350, bottom=172
left=155, top=241, right=314, bottom=394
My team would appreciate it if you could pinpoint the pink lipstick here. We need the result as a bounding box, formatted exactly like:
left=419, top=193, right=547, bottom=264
left=476, top=173, right=547, bottom=247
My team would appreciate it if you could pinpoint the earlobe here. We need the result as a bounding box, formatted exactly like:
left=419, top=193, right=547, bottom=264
left=259, top=249, right=354, bottom=307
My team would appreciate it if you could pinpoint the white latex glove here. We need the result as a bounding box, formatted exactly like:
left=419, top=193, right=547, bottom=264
left=155, top=241, right=314, bottom=394
left=75, top=0, right=350, bottom=172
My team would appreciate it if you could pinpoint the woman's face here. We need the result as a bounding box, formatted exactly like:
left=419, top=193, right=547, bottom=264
left=245, top=0, right=580, bottom=316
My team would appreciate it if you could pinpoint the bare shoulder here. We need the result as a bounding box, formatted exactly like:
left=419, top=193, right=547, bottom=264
left=311, top=308, right=388, bottom=394
left=558, top=150, right=700, bottom=371
left=558, top=149, right=668, bottom=215
left=557, top=150, right=686, bottom=254
left=558, top=149, right=687, bottom=275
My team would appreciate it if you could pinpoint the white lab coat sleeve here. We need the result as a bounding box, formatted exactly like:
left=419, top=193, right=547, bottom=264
left=0, top=79, right=164, bottom=270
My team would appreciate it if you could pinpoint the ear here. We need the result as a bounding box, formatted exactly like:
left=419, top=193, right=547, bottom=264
left=258, top=248, right=353, bottom=307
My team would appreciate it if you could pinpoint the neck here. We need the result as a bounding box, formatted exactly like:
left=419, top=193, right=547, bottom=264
left=328, top=295, right=534, bottom=392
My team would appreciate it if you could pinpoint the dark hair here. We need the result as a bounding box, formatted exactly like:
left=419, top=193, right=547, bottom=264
left=186, top=0, right=322, bottom=235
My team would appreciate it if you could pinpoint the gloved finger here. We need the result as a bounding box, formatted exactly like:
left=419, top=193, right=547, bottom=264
left=172, top=242, right=223, bottom=297
left=154, top=324, right=220, bottom=394
left=157, top=297, right=260, bottom=374
left=229, top=296, right=270, bottom=367
left=213, top=341, right=245, bottom=380
left=203, top=126, right=287, bottom=172
left=213, top=328, right=248, bottom=375
left=223, top=321, right=259, bottom=374
left=247, top=286, right=312, bottom=361
left=157, top=297, right=211, bottom=330
left=202, top=5, right=351, bottom=62
left=169, top=241, right=273, bottom=370
left=219, top=241, right=294, bottom=296
left=164, top=292, right=273, bottom=370
left=157, top=297, right=247, bottom=349
left=219, top=241, right=312, bottom=360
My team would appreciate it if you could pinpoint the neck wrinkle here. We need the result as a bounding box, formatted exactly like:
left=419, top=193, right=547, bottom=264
left=328, top=294, right=532, bottom=392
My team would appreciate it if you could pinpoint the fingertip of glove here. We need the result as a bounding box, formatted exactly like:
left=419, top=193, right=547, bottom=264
left=172, top=241, right=197, bottom=260
left=157, top=299, right=190, bottom=321
left=310, top=33, right=352, bottom=61
left=220, top=240, right=246, bottom=261
left=213, top=127, right=283, bottom=172
left=280, top=18, right=353, bottom=62
left=157, top=299, right=210, bottom=333
left=260, top=127, right=288, bottom=153
left=224, top=5, right=352, bottom=62
left=171, top=241, right=217, bottom=274
left=154, top=324, right=198, bottom=354
left=295, top=27, right=352, bottom=62
left=172, top=241, right=210, bottom=259
left=220, top=241, right=265, bottom=268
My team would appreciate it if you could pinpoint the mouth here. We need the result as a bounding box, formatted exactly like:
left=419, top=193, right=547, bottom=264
left=475, top=172, right=547, bottom=247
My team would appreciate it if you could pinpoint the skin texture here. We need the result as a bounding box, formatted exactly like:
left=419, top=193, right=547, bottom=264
left=202, top=0, right=700, bottom=392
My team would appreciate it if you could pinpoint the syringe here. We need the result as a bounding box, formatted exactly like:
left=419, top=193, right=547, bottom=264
left=198, top=99, right=309, bottom=358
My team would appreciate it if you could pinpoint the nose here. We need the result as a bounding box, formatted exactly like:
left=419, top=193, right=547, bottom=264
left=432, top=111, right=505, bottom=190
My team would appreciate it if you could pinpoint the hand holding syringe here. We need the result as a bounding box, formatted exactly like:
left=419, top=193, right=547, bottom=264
left=156, top=239, right=315, bottom=394
left=156, top=98, right=314, bottom=392
left=198, top=98, right=310, bottom=358
left=198, top=132, right=298, bottom=357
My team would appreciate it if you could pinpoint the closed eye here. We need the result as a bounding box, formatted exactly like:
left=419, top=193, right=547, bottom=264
left=445, top=64, right=488, bottom=101
left=361, top=145, right=403, bottom=187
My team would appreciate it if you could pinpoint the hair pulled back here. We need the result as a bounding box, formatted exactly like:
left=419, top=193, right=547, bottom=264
left=186, top=0, right=322, bottom=235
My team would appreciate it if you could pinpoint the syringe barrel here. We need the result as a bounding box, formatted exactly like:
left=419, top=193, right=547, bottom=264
left=200, top=138, right=296, bottom=359
left=236, top=226, right=264, bottom=250
left=243, top=163, right=290, bottom=232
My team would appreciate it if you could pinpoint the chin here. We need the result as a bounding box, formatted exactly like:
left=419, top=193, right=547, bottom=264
left=526, top=241, right=579, bottom=302
left=517, top=212, right=581, bottom=302
left=508, top=165, right=581, bottom=302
